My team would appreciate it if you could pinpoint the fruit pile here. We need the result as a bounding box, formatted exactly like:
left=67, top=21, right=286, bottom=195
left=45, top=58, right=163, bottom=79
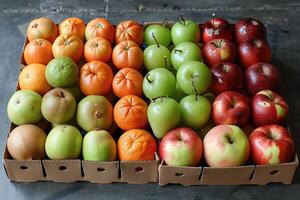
left=6, top=16, right=295, bottom=169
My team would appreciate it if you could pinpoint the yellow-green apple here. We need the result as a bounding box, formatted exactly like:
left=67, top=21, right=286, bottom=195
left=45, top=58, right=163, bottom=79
left=41, top=88, right=76, bottom=124
left=203, top=125, right=250, bottom=167
left=212, top=91, right=250, bottom=126
left=159, top=127, right=203, bottom=166
left=210, top=62, right=243, bottom=94
left=82, top=130, right=117, bottom=161
left=171, top=17, right=200, bottom=46
left=252, top=90, right=288, bottom=127
left=7, top=90, right=42, bottom=125
left=249, top=125, right=294, bottom=164
left=45, top=125, right=82, bottom=160
left=245, top=63, right=281, bottom=96
left=238, top=38, right=271, bottom=69
left=203, top=39, right=236, bottom=68
left=77, top=95, right=113, bottom=132
left=179, top=95, right=211, bottom=129
left=201, top=17, right=233, bottom=44
left=176, top=61, right=211, bottom=95
left=144, top=24, right=171, bottom=47
left=171, top=42, right=202, bottom=71
left=234, top=18, right=266, bottom=44
left=143, top=68, right=176, bottom=99
left=147, top=97, right=180, bottom=139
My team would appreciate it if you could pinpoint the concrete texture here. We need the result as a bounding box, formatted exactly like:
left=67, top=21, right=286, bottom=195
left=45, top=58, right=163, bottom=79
left=0, top=0, right=300, bottom=199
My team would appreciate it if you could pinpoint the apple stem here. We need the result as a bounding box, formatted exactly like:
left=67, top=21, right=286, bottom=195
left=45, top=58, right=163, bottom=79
left=162, top=19, right=168, bottom=27
left=151, top=32, right=160, bottom=48
left=164, top=56, right=169, bottom=70
left=177, top=15, right=186, bottom=25
left=145, top=73, right=153, bottom=83
left=191, top=74, right=200, bottom=98
left=174, top=49, right=182, bottom=53
left=212, top=13, right=216, bottom=27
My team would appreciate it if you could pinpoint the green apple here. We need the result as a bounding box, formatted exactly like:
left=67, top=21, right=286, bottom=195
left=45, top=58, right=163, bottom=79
left=177, top=61, right=211, bottom=95
left=77, top=95, right=113, bottom=132
left=82, top=130, right=116, bottom=161
left=7, top=90, right=42, bottom=125
left=143, top=33, right=171, bottom=71
left=171, top=17, right=200, bottom=46
left=143, top=68, right=176, bottom=99
left=171, top=42, right=202, bottom=71
left=45, top=125, right=82, bottom=160
left=41, top=88, right=76, bottom=124
left=147, top=97, right=180, bottom=139
left=144, top=24, right=171, bottom=47
left=180, top=95, right=211, bottom=129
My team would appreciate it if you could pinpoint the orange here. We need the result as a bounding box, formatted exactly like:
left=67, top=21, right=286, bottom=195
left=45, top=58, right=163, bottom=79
left=85, top=18, right=115, bottom=44
left=27, top=17, right=58, bottom=43
left=114, top=95, right=148, bottom=130
left=59, top=17, right=85, bottom=41
left=112, top=68, right=143, bottom=98
left=84, top=37, right=112, bottom=62
left=19, top=64, right=53, bottom=95
left=118, top=129, right=157, bottom=161
left=79, top=61, right=113, bottom=96
left=115, top=20, right=144, bottom=46
left=24, top=38, right=53, bottom=65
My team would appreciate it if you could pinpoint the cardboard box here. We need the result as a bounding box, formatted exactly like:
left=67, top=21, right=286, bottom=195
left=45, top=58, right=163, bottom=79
left=2, top=21, right=298, bottom=186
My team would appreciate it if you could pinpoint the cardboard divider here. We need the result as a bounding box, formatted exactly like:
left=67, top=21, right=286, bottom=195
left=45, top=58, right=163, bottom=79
left=199, top=165, right=255, bottom=185
left=250, top=155, right=299, bottom=185
left=42, top=159, right=82, bottom=182
left=82, top=161, right=119, bottom=183
left=158, top=161, right=202, bottom=186
left=120, top=153, right=159, bottom=184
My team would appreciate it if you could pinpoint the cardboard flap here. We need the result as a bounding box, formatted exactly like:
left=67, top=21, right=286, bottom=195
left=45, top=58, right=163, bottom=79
left=251, top=155, right=298, bottom=185
left=82, top=161, right=119, bottom=183
left=158, top=161, right=202, bottom=186
left=200, top=165, right=255, bottom=185
left=3, top=159, right=45, bottom=182
left=42, top=159, right=82, bottom=182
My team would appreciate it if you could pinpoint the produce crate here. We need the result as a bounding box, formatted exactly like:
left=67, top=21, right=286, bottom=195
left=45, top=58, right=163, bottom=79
left=2, top=20, right=298, bottom=186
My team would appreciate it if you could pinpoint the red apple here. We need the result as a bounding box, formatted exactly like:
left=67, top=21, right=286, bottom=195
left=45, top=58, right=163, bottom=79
left=238, top=38, right=271, bottom=69
left=203, top=39, right=236, bottom=67
left=249, top=124, right=294, bottom=165
left=204, top=125, right=250, bottom=167
left=234, top=18, right=266, bottom=44
left=159, top=127, right=203, bottom=167
left=210, top=62, right=243, bottom=94
left=252, top=90, right=288, bottom=127
left=245, top=63, right=281, bottom=96
left=213, top=91, right=250, bottom=126
left=201, top=17, right=233, bottom=44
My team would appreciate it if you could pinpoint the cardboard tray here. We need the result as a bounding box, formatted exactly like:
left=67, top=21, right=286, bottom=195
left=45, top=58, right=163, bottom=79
left=2, top=21, right=299, bottom=185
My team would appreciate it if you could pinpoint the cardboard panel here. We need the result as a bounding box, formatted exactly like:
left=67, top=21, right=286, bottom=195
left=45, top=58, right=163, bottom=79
left=158, top=161, right=202, bottom=186
left=251, top=155, right=299, bottom=185
left=82, top=161, right=119, bottom=183
left=3, top=158, right=45, bottom=182
left=42, top=160, right=82, bottom=182
left=120, top=160, right=159, bottom=184
left=200, top=165, right=255, bottom=185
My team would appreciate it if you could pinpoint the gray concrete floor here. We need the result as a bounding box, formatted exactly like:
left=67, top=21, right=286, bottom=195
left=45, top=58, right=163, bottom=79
left=0, top=0, right=300, bottom=199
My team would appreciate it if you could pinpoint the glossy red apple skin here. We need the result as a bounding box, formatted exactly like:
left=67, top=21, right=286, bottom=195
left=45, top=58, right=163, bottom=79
left=201, top=18, right=233, bottom=44
left=245, top=63, right=281, bottom=96
left=234, top=18, right=266, bottom=44
left=212, top=91, right=250, bottom=126
left=203, top=39, right=236, bottom=68
left=238, top=38, right=271, bottom=69
left=252, top=90, right=288, bottom=127
left=249, top=125, right=295, bottom=165
left=159, top=127, right=203, bottom=167
left=210, top=62, right=244, bottom=94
